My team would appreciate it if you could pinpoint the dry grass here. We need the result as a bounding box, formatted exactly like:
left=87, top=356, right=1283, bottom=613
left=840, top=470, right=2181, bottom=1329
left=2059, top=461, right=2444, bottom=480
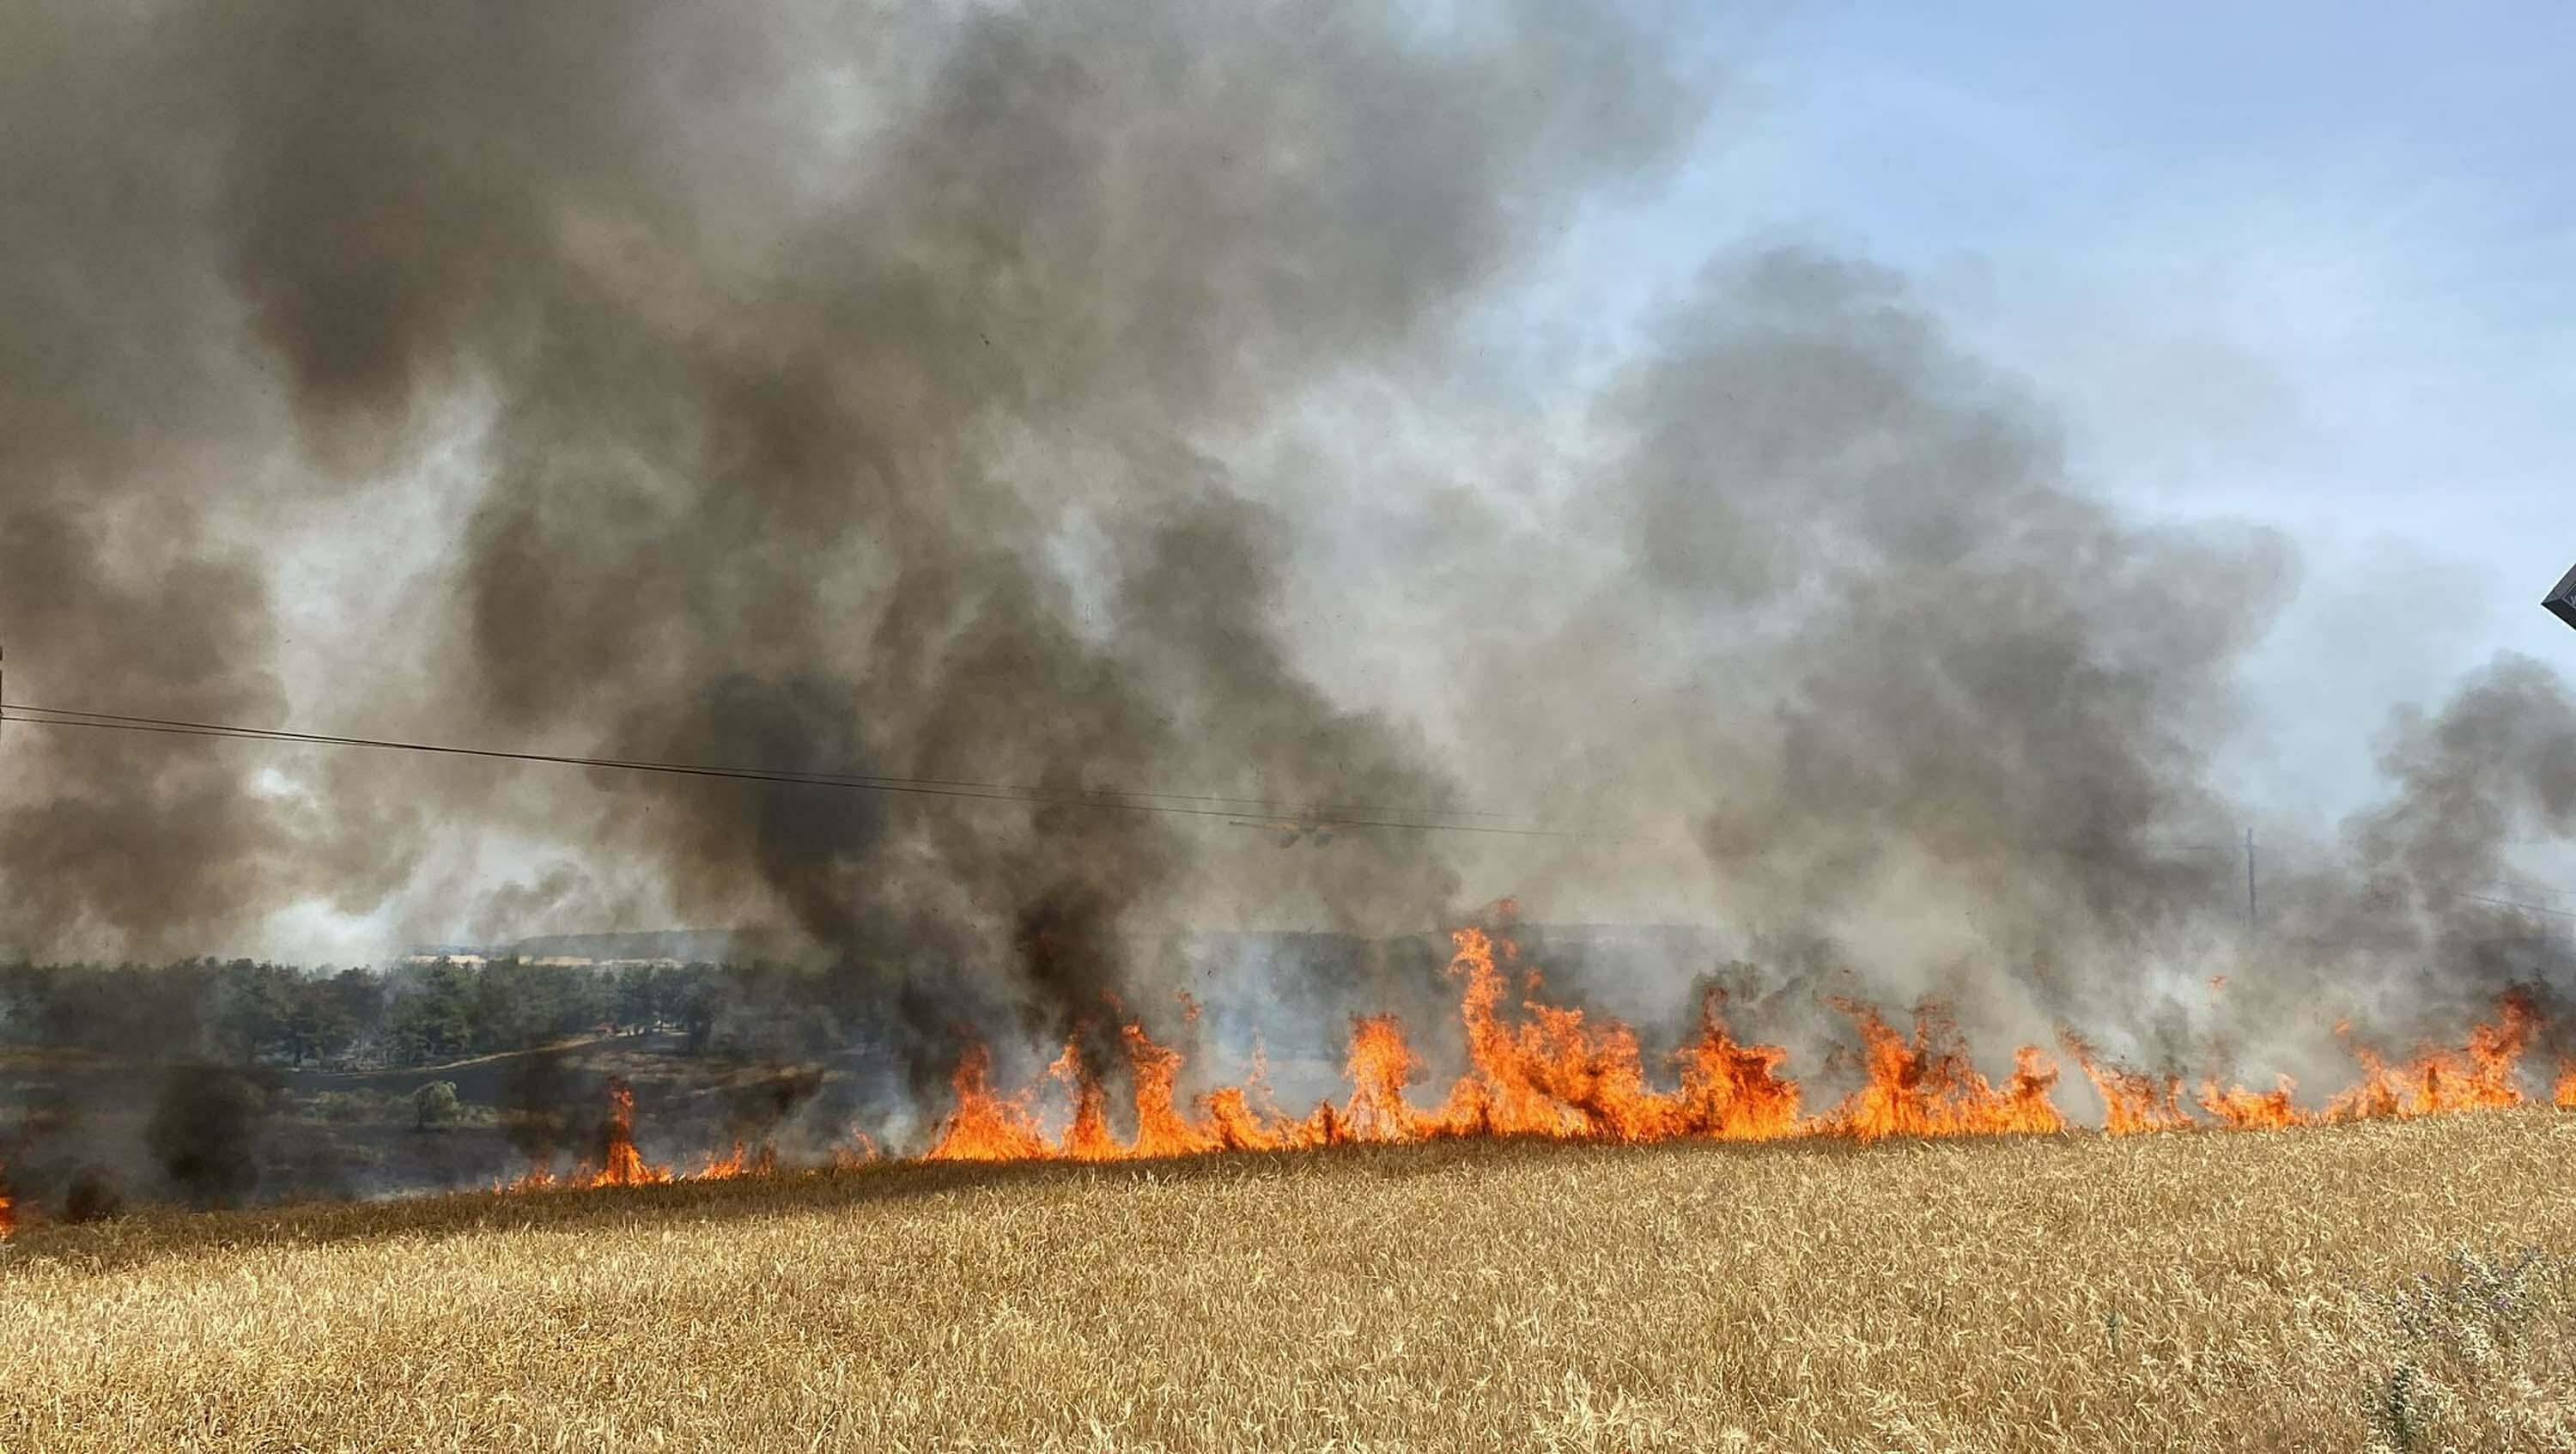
left=5, top=1113, right=2575, bottom=1452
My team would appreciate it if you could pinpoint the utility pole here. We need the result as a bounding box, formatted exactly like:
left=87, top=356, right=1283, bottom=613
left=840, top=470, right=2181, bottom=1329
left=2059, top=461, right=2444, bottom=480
left=2245, top=825, right=2257, bottom=931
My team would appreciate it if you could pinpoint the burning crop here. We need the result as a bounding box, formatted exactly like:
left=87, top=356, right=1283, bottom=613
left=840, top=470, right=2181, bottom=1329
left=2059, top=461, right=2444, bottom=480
left=434, top=920, right=2576, bottom=1206
left=3, top=914, right=2568, bottom=1238
left=895, top=915, right=2575, bottom=1171
left=2196, top=1076, right=2307, bottom=1131
left=495, top=1080, right=747, bottom=1193
left=2063, top=1032, right=2193, bottom=1135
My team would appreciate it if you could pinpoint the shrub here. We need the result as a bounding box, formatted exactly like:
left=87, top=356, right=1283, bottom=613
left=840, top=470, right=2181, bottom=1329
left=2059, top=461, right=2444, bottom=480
left=413, top=1080, right=462, bottom=1131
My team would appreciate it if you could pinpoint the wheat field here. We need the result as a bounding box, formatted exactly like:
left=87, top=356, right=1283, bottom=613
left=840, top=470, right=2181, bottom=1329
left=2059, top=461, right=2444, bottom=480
left=3, top=1114, right=2573, bottom=1452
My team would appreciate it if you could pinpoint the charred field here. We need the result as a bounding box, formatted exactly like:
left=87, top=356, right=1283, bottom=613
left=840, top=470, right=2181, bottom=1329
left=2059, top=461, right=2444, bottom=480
left=5, top=1112, right=2575, bottom=1452
left=0, top=1031, right=837, bottom=1214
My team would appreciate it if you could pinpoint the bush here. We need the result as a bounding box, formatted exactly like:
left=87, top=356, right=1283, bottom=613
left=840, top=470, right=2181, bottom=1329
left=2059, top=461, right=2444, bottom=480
left=413, top=1080, right=462, bottom=1131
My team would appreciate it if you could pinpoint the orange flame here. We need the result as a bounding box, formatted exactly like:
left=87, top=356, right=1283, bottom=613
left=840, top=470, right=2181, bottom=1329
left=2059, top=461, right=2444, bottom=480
left=907, top=945, right=2566, bottom=1170
left=1671, top=989, right=1802, bottom=1141
left=925, top=1043, right=1051, bottom=1162
left=690, top=1141, right=778, bottom=1181
left=493, top=1081, right=738, bottom=1190
left=903, top=922, right=2068, bottom=1163
left=1340, top=1013, right=1425, bottom=1142
left=1047, top=1041, right=1121, bottom=1162
left=1826, top=1001, right=2066, bottom=1140
left=2063, top=1033, right=2191, bottom=1135
left=2196, top=1074, right=2306, bottom=1129
left=1124, top=1021, right=1220, bottom=1159
left=2324, top=990, right=2537, bottom=1122
left=831, top=1129, right=883, bottom=1170
left=588, top=1081, right=674, bottom=1187
left=453, top=916, right=2574, bottom=1201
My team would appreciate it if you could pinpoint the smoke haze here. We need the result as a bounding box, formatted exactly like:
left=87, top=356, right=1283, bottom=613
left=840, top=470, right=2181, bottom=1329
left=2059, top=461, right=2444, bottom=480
left=2, top=0, right=2571, bottom=1134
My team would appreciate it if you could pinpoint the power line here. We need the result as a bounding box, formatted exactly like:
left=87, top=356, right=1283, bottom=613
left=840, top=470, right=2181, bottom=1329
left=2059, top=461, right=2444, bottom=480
left=2459, top=892, right=2576, bottom=923
left=0, top=700, right=1625, bottom=842
left=0, top=701, right=1559, bottom=826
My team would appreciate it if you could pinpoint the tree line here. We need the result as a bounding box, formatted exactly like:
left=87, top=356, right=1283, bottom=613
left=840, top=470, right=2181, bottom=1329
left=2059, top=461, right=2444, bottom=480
left=0, top=957, right=727, bottom=1068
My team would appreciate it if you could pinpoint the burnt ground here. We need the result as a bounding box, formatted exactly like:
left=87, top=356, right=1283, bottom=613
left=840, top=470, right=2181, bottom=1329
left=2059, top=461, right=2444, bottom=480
left=0, top=1036, right=866, bottom=1218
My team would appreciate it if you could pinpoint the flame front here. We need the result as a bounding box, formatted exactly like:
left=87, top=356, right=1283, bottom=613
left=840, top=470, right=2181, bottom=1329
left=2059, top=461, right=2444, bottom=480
left=902, top=925, right=2572, bottom=1165
left=902, top=923, right=2062, bottom=1162
left=2064, top=1032, right=2191, bottom=1135
left=925, top=1044, right=1051, bottom=1162
left=1827, top=1001, right=2066, bottom=1141
left=2324, top=989, right=2537, bottom=1122
left=495, top=1080, right=675, bottom=1191
left=439, top=917, right=2576, bottom=1205
left=2196, top=1075, right=2306, bottom=1130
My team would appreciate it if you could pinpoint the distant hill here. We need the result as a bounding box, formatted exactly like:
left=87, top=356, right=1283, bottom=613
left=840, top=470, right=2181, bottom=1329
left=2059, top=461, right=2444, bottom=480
left=511, top=928, right=813, bottom=963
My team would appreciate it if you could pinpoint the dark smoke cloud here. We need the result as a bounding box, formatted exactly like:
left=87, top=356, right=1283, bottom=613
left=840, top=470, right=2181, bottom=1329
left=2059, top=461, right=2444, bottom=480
left=2258, top=654, right=2576, bottom=1046
left=4, top=0, right=2573, bottom=1155
left=0, top=2, right=423, bottom=959
left=146, top=1064, right=283, bottom=1209
left=1, top=1, right=1697, bottom=1060
left=1626, top=253, right=2295, bottom=962
left=1408, top=248, right=2574, bottom=1074
left=1422, top=251, right=2297, bottom=1008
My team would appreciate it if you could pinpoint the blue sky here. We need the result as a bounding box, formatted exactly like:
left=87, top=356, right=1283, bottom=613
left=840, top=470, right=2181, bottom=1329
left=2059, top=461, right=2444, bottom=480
left=1534, top=3, right=2575, bottom=826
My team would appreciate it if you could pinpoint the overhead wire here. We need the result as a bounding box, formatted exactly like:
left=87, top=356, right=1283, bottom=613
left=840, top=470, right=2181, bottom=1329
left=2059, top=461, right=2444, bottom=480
left=0, top=700, right=1628, bottom=842
left=2458, top=891, right=2576, bottom=923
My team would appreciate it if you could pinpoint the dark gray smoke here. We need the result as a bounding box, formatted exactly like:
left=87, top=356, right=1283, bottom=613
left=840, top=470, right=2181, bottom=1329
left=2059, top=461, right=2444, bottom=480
left=145, top=1064, right=283, bottom=1209
left=0, top=3, right=424, bottom=960
left=0, top=2, right=1693, bottom=1042
left=1409, top=248, right=2574, bottom=1074
left=3, top=0, right=2571, bottom=1146
left=2259, top=654, right=2576, bottom=1051
left=1389, top=250, right=2299, bottom=1043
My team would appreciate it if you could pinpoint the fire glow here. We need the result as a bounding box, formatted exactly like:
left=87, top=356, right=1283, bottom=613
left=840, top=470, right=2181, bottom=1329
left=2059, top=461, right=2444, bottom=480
left=491, top=1080, right=875, bottom=1195
left=5, top=917, right=2574, bottom=1241
left=922, top=916, right=2574, bottom=1164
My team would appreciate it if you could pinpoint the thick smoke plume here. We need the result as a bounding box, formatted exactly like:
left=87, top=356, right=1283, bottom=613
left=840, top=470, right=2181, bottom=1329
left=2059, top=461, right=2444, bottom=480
left=2, top=0, right=2573, bottom=1171
left=3, top=0, right=1688, bottom=1032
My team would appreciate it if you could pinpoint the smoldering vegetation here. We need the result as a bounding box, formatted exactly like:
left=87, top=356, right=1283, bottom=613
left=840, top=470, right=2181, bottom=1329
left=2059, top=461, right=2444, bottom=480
left=2, top=0, right=2574, bottom=1213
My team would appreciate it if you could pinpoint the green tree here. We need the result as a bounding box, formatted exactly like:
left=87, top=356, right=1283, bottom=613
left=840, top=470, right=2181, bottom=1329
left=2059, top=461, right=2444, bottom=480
left=310, top=968, right=385, bottom=1064
left=413, top=1080, right=461, bottom=1131
left=612, top=964, right=657, bottom=1033
left=216, top=959, right=299, bottom=1063
left=387, top=958, right=477, bottom=1063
